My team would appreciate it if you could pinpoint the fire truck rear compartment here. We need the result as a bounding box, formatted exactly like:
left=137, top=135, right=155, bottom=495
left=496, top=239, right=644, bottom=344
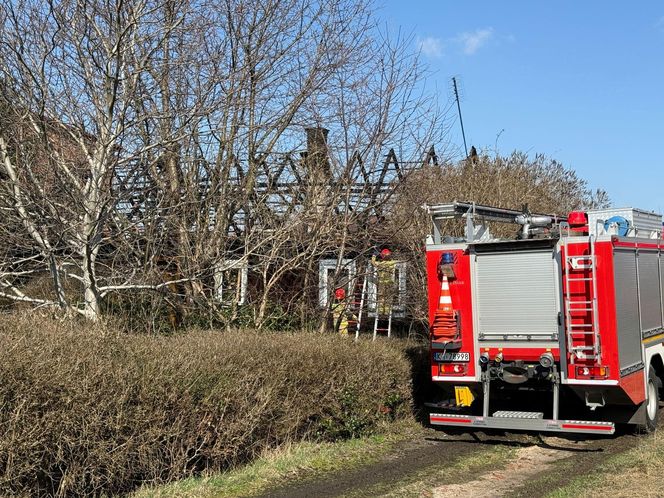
left=473, top=241, right=560, bottom=347
left=613, top=247, right=664, bottom=376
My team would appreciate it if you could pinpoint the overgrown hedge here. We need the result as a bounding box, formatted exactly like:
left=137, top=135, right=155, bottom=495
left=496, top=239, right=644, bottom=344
left=0, top=314, right=413, bottom=496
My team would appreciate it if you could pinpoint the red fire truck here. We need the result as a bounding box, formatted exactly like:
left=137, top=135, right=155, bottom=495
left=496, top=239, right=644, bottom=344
left=426, top=202, right=664, bottom=435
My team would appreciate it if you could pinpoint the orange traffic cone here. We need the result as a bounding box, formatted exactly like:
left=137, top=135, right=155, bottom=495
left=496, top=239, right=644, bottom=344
left=431, top=275, right=458, bottom=342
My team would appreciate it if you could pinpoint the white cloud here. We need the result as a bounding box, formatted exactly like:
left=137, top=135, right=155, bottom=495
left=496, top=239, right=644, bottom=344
left=417, top=36, right=443, bottom=58
left=456, top=27, right=494, bottom=55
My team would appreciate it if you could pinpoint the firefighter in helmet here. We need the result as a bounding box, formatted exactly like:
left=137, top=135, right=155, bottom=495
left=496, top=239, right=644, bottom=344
left=332, top=287, right=351, bottom=336
left=371, top=248, right=397, bottom=316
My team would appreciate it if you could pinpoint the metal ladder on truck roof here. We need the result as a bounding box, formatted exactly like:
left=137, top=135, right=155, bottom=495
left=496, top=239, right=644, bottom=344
left=561, top=229, right=601, bottom=363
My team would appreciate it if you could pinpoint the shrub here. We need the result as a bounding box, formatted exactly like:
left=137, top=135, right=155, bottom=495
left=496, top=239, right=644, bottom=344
left=0, top=314, right=412, bottom=496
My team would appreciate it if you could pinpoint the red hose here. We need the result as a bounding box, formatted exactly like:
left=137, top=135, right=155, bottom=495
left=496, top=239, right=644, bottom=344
left=431, top=275, right=458, bottom=341
left=431, top=308, right=457, bottom=340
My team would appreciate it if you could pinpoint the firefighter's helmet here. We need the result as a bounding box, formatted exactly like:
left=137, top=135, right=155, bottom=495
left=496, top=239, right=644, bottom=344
left=380, top=248, right=391, bottom=258
left=334, top=288, right=346, bottom=300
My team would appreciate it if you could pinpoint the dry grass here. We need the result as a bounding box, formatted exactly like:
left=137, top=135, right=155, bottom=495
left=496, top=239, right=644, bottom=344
left=0, top=313, right=413, bottom=497
left=548, top=431, right=664, bottom=497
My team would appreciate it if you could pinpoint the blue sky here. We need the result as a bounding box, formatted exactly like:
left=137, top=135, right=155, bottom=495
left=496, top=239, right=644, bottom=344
left=380, top=1, right=663, bottom=212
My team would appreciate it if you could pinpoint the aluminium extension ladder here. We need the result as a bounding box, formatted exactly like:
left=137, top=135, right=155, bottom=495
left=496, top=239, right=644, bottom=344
left=350, top=267, right=369, bottom=341
left=372, top=305, right=393, bottom=340
left=347, top=262, right=395, bottom=341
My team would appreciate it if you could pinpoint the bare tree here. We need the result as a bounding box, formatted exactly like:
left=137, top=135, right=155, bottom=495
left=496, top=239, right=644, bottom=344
left=0, top=0, right=447, bottom=329
left=0, top=0, right=205, bottom=319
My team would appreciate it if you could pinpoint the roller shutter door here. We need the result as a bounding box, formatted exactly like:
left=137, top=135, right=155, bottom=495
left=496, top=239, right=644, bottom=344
left=475, top=250, right=559, bottom=341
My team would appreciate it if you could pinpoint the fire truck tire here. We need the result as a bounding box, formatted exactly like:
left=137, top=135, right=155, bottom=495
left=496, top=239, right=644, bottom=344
left=640, top=367, right=660, bottom=433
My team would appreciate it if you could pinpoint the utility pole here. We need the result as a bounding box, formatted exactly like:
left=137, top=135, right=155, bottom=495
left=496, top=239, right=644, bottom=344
left=452, top=76, right=468, bottom=158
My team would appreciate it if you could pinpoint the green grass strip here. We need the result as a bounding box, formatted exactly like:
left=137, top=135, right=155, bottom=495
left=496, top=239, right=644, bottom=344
left=134, top=422, right=418, bottom=498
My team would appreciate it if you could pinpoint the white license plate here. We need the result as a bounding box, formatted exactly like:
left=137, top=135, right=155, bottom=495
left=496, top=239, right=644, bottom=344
left=434, top=352, right=470, bottom=362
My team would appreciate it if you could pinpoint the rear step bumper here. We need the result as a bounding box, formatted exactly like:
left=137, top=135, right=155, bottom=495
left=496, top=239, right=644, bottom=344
left=430, top=413, right=615, bottom=435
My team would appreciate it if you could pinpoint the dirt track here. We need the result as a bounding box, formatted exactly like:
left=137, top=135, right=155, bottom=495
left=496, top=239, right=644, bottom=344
left=258, top=424, right=645, bottom=497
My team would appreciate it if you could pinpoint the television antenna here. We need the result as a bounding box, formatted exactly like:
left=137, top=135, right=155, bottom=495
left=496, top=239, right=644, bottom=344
left=451, top=76, right=468, bottom=157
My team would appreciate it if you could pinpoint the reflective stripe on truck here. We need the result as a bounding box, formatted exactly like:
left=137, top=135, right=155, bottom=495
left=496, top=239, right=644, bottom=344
left=429, top=412, right=615, bottom=434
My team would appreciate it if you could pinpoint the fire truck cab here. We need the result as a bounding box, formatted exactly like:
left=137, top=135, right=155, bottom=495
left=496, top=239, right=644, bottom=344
left=425, top=202, right=664, bottom=435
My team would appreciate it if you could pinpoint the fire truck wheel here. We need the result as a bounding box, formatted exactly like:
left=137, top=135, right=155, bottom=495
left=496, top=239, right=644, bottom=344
left=641, top=367, right=660, bottom=433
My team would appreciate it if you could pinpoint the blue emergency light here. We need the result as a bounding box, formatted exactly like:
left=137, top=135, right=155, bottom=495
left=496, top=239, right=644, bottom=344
left=441, top=252, right=455, bottom=265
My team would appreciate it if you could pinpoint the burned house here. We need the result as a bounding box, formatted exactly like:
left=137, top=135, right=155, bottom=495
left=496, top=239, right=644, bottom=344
left=208, top=127, right=439, bottom=335
left=1, top=99, right=438, bottom=333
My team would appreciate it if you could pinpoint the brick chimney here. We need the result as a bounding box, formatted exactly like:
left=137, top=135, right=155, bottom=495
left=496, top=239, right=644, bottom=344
left=304, top=127, right=330, bottom=178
